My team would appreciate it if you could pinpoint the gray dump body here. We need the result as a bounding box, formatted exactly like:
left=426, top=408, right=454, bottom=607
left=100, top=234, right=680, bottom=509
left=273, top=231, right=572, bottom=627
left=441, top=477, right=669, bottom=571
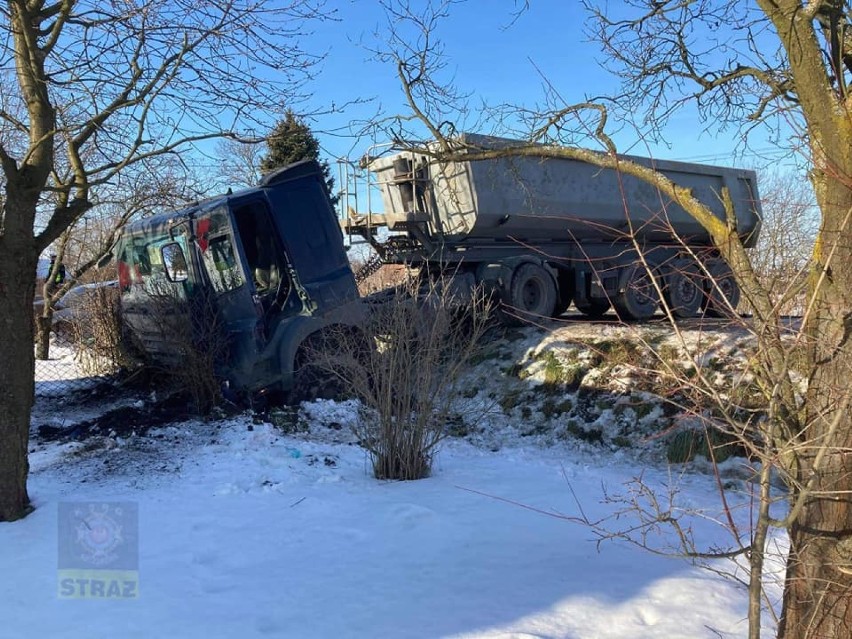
left=370, top=138, right=761, bottom=248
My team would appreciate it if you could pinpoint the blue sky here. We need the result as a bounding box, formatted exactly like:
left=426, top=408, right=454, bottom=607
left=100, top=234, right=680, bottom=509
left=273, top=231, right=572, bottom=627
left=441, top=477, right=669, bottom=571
left=295, top=1, right=791, bottom=173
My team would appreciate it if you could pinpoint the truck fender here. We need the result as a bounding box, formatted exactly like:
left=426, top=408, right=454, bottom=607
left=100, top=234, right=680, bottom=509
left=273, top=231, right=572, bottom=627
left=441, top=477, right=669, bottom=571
left=274, top=300, right=368, bottom=389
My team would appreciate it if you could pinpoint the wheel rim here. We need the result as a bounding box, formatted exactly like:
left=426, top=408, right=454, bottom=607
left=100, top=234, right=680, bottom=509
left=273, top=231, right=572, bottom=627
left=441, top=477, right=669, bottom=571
left=505, top=263, right=557, bottom=323
left=704, top=259, right=740, bottom=315
left=675, top=274, right=699, bottom=305
left=616, top=266, right=658, bottom=320
left=521, top=278, right=544, bottom=311
left=628, top=270, right=656, bottom=309
left=666, top=265, right=702, bottom=318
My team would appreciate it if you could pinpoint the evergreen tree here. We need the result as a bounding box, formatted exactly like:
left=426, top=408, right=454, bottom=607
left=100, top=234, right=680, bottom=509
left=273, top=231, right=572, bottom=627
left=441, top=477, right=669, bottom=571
left=261, top=111, right=338, bottom=206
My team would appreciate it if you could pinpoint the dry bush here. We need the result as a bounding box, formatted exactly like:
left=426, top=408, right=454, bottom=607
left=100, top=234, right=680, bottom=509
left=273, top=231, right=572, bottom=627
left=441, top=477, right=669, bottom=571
left=122, top=288, right=230, bottom=415
left=66, top=284, right=130, bottom=377
left=314, top=274, right=493, bottom=480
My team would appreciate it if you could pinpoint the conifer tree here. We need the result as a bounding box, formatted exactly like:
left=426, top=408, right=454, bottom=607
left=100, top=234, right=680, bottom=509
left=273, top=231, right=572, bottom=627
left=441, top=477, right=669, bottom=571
left=261, top=111, right=338, bottom=206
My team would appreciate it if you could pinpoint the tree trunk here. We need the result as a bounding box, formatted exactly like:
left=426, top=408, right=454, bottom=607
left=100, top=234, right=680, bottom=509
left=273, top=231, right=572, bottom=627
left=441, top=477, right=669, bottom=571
left=0, top=234, right=37, bottom=521
left=779, top=175, right=852, bottom=637
left=35, top=311, right=52, bottom=361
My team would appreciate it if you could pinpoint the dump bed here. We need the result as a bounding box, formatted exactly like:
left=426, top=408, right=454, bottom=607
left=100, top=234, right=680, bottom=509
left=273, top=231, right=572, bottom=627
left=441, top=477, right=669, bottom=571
left=369, top=135, right=761, bottom=248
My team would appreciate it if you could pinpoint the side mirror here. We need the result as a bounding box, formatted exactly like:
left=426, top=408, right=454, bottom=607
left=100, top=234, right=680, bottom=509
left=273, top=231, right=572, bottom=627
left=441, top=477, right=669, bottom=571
left=161, top=243, right=188, bottom=283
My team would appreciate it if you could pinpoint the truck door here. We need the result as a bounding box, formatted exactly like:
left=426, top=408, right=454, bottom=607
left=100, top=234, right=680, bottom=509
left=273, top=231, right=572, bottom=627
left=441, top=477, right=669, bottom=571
left=118, top=228, right=196, bottom=363
left=193, top=206, right=269, bottom=376
left=229, top=198, right=302, bottom=323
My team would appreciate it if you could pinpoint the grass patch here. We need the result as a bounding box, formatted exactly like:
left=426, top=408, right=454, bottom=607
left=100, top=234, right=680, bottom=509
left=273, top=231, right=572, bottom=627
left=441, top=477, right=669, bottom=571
left=500, top=389, right=523, bottom=413
left=611, top=435, right=633, bottom=448
left=632, top=400, right=656, bottom=420
left=666, top=428, right=740, bottom=464
left=267, top=407, right=309, bottom=435
left=445, top=415, right=470, bottom=438
left=594, top=339, right=644, bottom=367
left=541, top=398, right=573, bottom=419
left=656, top=344, right=682, bottom=365
left=535, top=350, right=585, bottom=389
left=505, top=362, right=526, bottom=379
left=563, top=419, right=604, bottom=444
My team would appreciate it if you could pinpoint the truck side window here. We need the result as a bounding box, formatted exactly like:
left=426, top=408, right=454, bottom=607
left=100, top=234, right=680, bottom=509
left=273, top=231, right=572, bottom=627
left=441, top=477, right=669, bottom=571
left=202, top=234, right=245, bottom=294
left=121, top=236, right=192, bottom=298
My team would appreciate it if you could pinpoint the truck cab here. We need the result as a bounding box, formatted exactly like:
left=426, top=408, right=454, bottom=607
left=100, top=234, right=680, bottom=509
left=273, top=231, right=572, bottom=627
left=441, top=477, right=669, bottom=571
left=115, top=160, right=364, bottom=397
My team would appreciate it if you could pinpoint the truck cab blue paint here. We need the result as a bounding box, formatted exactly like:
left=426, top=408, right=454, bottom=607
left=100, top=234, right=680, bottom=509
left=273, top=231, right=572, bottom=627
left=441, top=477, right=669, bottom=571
left=116, top=160, right=363, bottom=395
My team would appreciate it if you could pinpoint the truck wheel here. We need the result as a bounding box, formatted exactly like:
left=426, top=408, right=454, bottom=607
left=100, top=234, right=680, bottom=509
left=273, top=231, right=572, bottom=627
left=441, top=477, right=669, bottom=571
left=613, top=265, right=659, bottom=321
left=703, top=259, right=740, bottom=317
left=574, top=297, right=610, bottom=319
left=504, top=263, right=557, bottom=323
left=663, top=261, right=703, bottom=319
left=286, top=330, right=354, bottom=404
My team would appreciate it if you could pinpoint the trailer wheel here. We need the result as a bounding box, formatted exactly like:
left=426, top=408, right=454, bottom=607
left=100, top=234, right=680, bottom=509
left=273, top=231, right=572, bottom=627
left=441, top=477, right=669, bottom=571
left=703, top=259, right=740, bottom=317
left=613, top=265, right=659, bottom=321
left=663, top=261, right=702, bottom=319
left=574, top=297, right=610, bottom=319
left=504, top=263, right=557, bottom=323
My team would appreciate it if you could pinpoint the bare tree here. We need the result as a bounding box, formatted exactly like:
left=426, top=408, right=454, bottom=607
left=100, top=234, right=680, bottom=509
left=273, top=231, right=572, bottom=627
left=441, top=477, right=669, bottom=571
left=369, top=1, right=852, bottom=637
left=749, top=171, right=819, bottom=317
left=213, top=137, right=265, bottom=191
left=0, top=0, right=327, bottom=522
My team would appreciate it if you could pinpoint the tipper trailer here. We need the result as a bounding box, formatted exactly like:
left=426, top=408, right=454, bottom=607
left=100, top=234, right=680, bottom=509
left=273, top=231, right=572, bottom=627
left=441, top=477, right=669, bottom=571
left=345, top=134, right=762, bottom=322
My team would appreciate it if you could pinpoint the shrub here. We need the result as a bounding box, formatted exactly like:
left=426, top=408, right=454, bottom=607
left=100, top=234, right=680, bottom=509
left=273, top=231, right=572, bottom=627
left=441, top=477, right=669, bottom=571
left=121, top=289, right=229, bottom=415
left=67, top=284, right=132, bottom=377
left=312, top=274, right=493, bottom=480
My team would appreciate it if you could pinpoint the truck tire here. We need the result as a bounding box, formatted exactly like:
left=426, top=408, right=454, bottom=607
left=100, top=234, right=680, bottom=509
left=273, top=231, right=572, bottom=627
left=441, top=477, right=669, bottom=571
left=663, top=261, right=703, bottom=319
left=574, top=297, right=610, bottom=319
left=286, top=328, right=366, bottom=404
left=504, top=262, right=557, bottom=323
left=703, top=259, right=740, bottom=317
left=613, top=264, right=659, bottom=321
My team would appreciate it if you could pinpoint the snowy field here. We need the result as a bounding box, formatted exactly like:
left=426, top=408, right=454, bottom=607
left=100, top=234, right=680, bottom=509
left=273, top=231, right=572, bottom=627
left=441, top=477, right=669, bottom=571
left=4, top=325, right=787, bottom=638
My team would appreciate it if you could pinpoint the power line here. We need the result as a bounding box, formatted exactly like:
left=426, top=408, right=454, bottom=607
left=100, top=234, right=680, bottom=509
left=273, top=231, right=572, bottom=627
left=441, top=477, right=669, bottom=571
left=671, top=147, right=791, bottom=163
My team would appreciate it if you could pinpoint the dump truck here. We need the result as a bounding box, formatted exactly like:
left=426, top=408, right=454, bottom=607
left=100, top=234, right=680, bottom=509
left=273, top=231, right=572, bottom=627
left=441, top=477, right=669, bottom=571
left=113, top=160, right=365, bottom=399
left=345, top=134, right=762, bottom=322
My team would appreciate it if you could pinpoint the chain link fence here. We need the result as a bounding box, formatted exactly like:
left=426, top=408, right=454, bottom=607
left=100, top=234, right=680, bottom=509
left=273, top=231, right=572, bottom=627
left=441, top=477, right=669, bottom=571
left=34, top=284, right=124, bottom=398
left=34, top=340, right=115, bottom=397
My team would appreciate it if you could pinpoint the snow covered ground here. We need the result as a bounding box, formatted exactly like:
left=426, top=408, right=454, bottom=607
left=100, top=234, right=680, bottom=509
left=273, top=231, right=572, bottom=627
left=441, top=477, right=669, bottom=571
left=4, top=324, right=787, bottom=638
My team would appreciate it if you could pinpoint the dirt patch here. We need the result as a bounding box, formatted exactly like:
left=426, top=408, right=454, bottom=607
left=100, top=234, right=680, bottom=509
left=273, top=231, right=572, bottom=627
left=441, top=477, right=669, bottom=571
left=35, top=394, right=196, bottom=442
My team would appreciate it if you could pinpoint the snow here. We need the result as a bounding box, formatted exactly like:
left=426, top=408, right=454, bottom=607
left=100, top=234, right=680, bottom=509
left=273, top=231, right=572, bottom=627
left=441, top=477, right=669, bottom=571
left=4, top=323, right=788, bottom=638
left=34, top=343, right=88, bottom=388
